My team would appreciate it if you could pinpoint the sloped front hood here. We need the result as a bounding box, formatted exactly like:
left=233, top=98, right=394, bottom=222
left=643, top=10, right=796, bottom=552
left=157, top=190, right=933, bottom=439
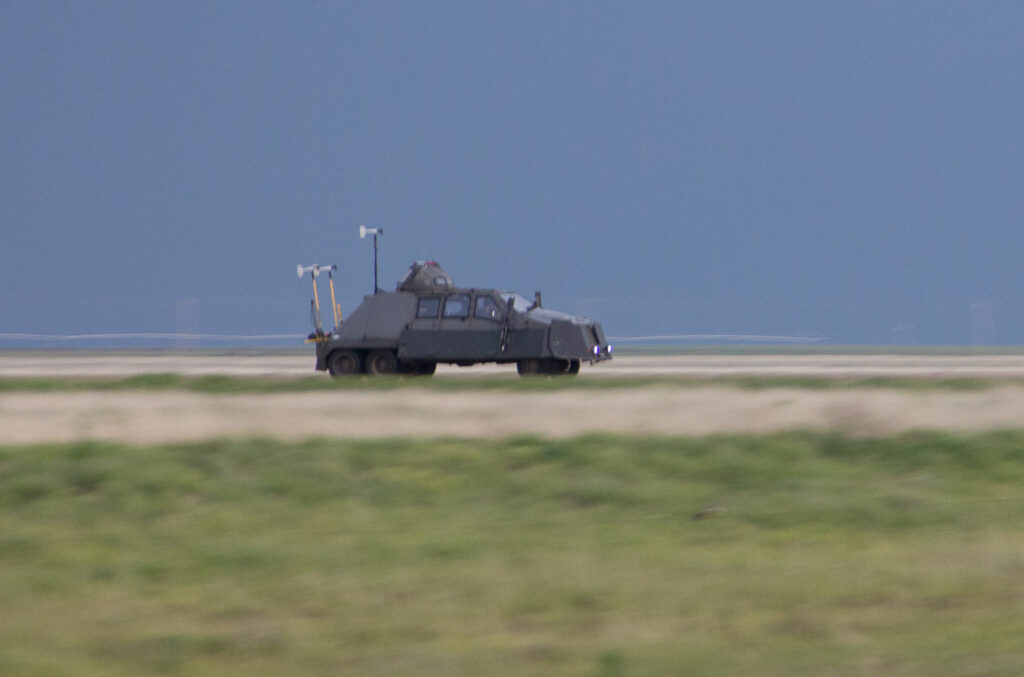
left=545, top=315, right=611, bottom=361
left=523, top=307, right=593, bottom=326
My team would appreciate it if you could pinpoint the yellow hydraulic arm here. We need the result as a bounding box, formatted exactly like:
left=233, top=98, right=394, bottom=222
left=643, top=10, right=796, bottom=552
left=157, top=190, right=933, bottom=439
left=297, top=264, right=342, bottom=341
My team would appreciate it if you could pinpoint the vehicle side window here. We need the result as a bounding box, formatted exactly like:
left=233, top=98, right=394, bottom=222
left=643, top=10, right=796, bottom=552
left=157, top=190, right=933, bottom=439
left=474, top=295, right=502, bottom=321
left=442, top=294, right=470, bottom=319
left=416, top=296, right=440, bottom=318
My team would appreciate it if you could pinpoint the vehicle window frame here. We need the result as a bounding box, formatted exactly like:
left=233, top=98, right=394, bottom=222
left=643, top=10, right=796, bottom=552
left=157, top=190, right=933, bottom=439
left=498, top=292, right=532, bottom=313
left=473, top=295, right=503, bottom=322
left=416, top=296, right=441, bottom=319
left=442, top=293, right=471, bottom=319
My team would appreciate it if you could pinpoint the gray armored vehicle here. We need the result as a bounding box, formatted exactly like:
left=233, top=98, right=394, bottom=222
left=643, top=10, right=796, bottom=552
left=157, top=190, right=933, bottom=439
left=307, top=260, right=612, bottom=376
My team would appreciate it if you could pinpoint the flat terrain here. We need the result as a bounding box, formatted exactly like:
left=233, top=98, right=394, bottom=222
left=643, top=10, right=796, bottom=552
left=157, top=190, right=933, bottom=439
left=4, top=354, right=1024, bottom=444
left=7, top=352, right=1024, bottom=378
left=4, top=434, right=1024, bottom=676
left=7, top=385, right=1024, bottom=445
left=5, top=353, right=1024, bottom=675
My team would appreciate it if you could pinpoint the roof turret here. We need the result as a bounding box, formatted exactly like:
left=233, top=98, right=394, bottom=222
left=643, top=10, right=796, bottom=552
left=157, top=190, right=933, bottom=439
left=396, top=260, right=454, bottom=292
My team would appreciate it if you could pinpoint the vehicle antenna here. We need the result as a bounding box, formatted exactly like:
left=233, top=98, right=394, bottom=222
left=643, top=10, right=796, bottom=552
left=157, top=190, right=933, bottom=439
left=359, top=225, right=383, bottom=294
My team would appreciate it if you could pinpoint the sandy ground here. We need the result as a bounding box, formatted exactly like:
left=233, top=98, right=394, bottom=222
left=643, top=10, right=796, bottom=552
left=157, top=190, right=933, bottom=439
left=3, top=354, right=1024, bottom=443
left=3, top=387, right=1024, bottom=445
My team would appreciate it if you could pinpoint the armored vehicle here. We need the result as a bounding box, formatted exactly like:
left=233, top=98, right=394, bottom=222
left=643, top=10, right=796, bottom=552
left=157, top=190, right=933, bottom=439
left=305, top=260, right=612, bottom=377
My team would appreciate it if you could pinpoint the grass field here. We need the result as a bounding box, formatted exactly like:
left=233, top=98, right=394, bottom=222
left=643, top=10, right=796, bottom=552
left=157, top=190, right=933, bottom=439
left=3, top=433, right=1024, bottom=675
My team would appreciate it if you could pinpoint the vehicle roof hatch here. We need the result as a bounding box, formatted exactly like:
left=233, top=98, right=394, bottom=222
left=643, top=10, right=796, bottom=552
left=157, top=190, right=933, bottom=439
left=396, top=260, right=454, bottom=292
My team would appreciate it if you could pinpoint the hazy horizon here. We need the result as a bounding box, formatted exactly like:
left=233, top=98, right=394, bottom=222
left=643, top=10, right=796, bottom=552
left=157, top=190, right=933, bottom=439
left=4, top=2, right=1024, bottom=347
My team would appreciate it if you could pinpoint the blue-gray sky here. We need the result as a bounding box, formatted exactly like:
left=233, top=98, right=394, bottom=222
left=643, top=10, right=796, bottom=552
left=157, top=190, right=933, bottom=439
left=3, top=1, right=1023, bottom=345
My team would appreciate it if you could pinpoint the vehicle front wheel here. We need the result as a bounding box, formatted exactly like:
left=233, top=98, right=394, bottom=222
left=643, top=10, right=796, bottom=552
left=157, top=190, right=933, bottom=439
left=547, top=359, right=572, bottom=374
left=518, top=358, right=577, bottom=376
left=517, top=359, right=541, bottom=376
left=328, top=350, right=361, bottom=377
left=366, top=349, right=399, bottom=376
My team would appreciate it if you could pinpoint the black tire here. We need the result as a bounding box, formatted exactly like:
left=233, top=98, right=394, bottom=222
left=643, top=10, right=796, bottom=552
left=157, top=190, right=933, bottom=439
left=328, top=350, right=361, bottom=377
left=519, top=358, right=573, bottom=376
left=567, top=359, right=580, bottom=374
left=366, top=349, right=399, bottom=376
left=400, top=360, right=437, bottom=376
left=548, top=359, right=571, bottom=374
left=517, top=359, right=541, bottom=376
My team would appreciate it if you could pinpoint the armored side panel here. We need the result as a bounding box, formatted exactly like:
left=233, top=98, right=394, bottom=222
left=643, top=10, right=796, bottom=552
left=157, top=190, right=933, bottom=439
left=500, top=327, right=547, bottom=360
left=399, top=289, right=504, bottom=362
left=315, top=293, right=415, bottom=370
left=335, top=293, right=414, bottom=343
left=548, top=319, right=595, bottom=359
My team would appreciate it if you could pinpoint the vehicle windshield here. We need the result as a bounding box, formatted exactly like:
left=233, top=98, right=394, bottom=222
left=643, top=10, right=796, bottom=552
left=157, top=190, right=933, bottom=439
left=498, top=292, right=532, bottom=312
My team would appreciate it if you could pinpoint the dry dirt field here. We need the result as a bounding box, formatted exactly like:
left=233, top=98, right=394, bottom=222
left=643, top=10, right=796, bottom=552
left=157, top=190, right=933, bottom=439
left=3, top=353, right=1024, bottom=444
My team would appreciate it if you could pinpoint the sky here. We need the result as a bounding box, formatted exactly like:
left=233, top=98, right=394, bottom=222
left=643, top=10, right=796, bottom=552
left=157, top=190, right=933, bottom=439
left=2, top=1, right=1024, bottom=346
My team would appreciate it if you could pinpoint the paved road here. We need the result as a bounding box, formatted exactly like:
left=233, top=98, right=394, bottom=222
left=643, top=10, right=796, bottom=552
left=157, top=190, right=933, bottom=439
left=5, top=353, right=1024, bottom=378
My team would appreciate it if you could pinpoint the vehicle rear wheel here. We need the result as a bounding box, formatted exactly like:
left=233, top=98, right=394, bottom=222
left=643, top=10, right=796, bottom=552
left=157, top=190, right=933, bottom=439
left=567, top=359, right=580, bottom=374
left=366, top=349, right=399, bottom=376
left=328, top=350, right=361, bottom=377
left=401, top=359, right=436, bottom=376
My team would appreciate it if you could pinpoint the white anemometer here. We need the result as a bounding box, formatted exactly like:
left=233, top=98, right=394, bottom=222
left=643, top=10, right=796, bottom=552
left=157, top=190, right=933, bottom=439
left=359, top=225, right=383, bottom=294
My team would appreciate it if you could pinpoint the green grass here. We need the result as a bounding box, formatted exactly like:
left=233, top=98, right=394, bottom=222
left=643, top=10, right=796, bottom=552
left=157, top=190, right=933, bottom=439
left=3, top=433, right=1024, bottom=675
left=1, top=373, right=1020, bottom=393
